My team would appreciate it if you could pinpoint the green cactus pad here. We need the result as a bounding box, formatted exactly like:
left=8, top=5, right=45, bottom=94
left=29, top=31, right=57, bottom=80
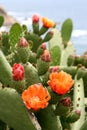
left=71, top=76, right=85, bottom=130
left=50, top=45, right=61, bottom=65
left=83, top=70, right=87, bottom=97
left=60, top=66, right=77, bottom=79
left=48, top=28, right=63, bottom=49
left=24, top=62, right=40, bottom=86
left=39, top=26, right=48, bottom=36
left=37, top=58, right=49, bottom=75
left=9, top=23, right=22, bottom=51
left=29, top=51, right=37, bottom=64
left=0, top=87, right=36, bottom=130
left=67, top=55, right=75, bottom=66
left=0, top=16, right=4, bottom=27
left=60, top=41, right=75, bottom=66
left=48, top=87, right=61, bottom=104
left=55, top=101, right=70, bottom=116
left=17, top=46, right=30, bottom=63
left=79, top=119, right=87, bottom=130
left=10, top=79, right=26, bottom=94
left=0, top=120, right=6, bottom=130
left=1, top=32, right=10, bottom=56
left=35, top=105, right=62, bottom=130
left=49, top=28, right=75, bottom=66
left=25, top=33, right=42, bottom=52
left=77, top=67, right=86, bottom=80
left=0, top=50, right=12, bottom=86
left=66, top=110, right=80, bottom=123
left=61, top=18, right=73, bottom=43
left=32, top=23, right=39, bottom=34
left=40, top=71, right=49, bottom=86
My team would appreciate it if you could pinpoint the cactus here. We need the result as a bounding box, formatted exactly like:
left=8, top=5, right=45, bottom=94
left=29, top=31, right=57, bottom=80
left=60, top=42, right=75, bottom=66
left=35, top=105, right=62, bottom=130
left=0, top=14, right=87, bottom=130
left=24, top=62, right=40, bottom=86
left=25, top=32, right=42, bottom=52
left=67, top=54, right=87, bottom=68
left=0, top=87, right=36, bottom=130
left=16, top=37, right=31, bottom=64
left=37, top=58, right=50, bottom=75
left=50, top=45, right=61, bottom=66
left=49, top=28, right=63, bottom=49
left=10, top=79, right=26, bottom=94
left=79, top=119, right=87, bottom=130
left=59, top=66, right=77, bottom=79
left=1, top=32, right=10, bottom=55
left=0, top=50, right=12, bottom=86
left=9, top=23, right=22, bottom=51
left=49, top=28, right=75, bottom=66
left=71, top=75, right=85, bottom=130
left=0, top=16, right=4, bottom=27
left=0, top=120, right=6, bottom=130
left=61, top=18, right=73, bottom=47
left=83, top=70, right=87, bottom=97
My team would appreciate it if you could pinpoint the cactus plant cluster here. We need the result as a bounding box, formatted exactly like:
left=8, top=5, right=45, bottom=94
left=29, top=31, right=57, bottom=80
left=0, top=14, right=87, bottom=130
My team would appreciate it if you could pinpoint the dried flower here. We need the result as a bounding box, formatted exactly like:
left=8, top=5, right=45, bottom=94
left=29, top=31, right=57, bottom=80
left=47, top=71, right=74, bottom=95
left=41, top=49, right=51, bottom=62
left=32, top=14, right=40, bottom=23
left=12, top=63, right=24, bottom=81
left=42, top=17, right=55, bottom=28
left=22, top=83, right=51, bottom=110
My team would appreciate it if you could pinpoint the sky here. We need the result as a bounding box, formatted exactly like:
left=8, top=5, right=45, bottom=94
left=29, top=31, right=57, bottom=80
left=0, top=0, right=87, bottom=30
left=0, top=0, right=87, bottom=13
left=0, top=0, right=87, bottom=54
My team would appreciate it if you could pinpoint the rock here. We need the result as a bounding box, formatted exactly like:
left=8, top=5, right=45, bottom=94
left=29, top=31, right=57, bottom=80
left=0, top=5, right=17, bottom=26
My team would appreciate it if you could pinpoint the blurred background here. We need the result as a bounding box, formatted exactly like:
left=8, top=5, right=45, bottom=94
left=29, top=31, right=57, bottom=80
left=0, top=0, right=87, bottom=54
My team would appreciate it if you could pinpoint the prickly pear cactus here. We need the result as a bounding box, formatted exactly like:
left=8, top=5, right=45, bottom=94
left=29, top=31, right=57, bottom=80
left=9, top=23, right=22, bottom=51
left=61, top=18, right=73, bottom=46
left=0, top=16, right=4, bottom=27
left=35, top=105, right=62, bottom=130
left=0, top=15, right=87, bottom=130
left=49, top=27, right=75, bottom=66
left=0, top=50, right=12, bottom=86
left=71, top=76, right=85, bottom=130
left=0, top=87, right=36, bottom=130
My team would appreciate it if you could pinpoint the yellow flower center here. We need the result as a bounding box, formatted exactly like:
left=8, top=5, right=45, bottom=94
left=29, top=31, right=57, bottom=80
left=30, top=96, right=40, bottom=106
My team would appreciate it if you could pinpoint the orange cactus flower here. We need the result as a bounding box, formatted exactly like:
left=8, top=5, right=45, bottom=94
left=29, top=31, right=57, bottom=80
left=22, top=83, right=51, bottom=110
left=42, top=17, right=55, bottom=28
left=47, top=71, right=74, bottom=95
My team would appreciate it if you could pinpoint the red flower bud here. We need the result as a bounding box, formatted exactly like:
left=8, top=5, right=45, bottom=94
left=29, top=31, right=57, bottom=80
left=32, top=14, right=40, bottom=23
left=40, top=43, right=47, bottom=50
left=75, top=109, right=81, bottom=116
left=60, top=97, right=72, bottom=107
left=49, top=66, right=59, bottom=73
left=12, top=63, right=24, bottom=81
left=41, top=49, right=51, bottom=62
left=18, top=37, right=28, bottom=47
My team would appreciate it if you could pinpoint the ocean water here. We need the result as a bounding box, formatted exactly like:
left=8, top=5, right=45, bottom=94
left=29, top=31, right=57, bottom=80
left=0, top=0, right=87, bottom=55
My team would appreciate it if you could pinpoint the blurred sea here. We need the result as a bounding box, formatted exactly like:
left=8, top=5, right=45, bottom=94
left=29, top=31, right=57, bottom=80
left=0, top=0, right=87, bottom=55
